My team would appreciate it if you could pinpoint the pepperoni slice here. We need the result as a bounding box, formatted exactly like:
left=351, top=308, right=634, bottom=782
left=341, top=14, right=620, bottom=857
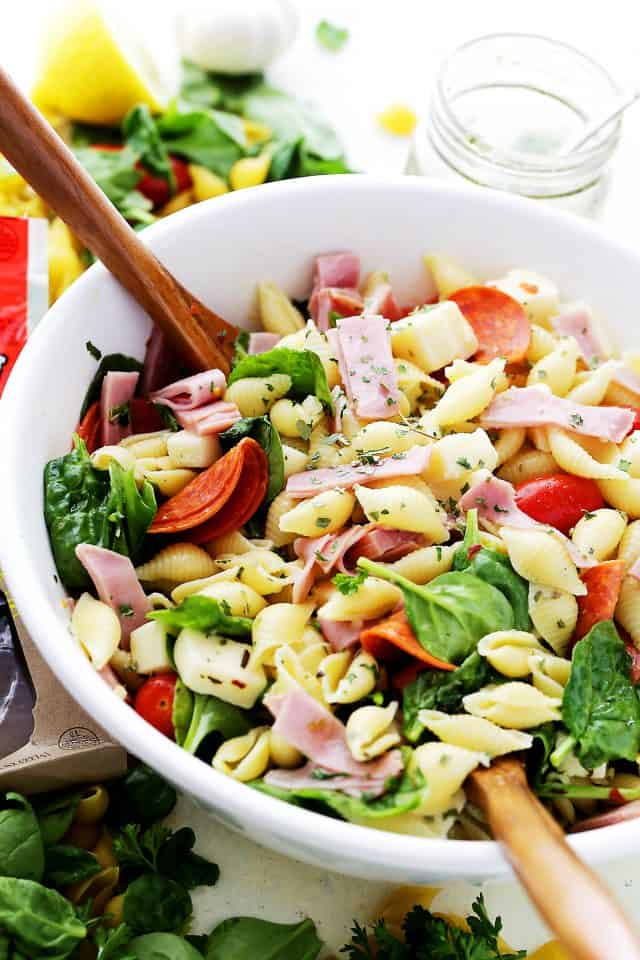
left=149, top=437, right=268, bottom=539
left=573, top=560, right=626, bottom=645
left=449, top=285, right=531, bottom=363
left=76, top=400, right=101, bottom=452
left=360, top=610, right=455, bottom=670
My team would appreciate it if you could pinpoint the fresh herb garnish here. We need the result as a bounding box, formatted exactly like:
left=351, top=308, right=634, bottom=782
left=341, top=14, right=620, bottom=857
left=333, top=570, right=368, bottom=595
left=316, top=19, right=350, bottom=51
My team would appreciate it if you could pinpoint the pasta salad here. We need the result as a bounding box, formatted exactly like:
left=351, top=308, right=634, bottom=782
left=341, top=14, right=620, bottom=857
left=43, top=250, right=640, bottom=839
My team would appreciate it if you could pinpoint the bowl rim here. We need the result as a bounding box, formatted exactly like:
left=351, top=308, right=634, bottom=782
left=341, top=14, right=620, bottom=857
left=2, top=173, right=638, bottom=879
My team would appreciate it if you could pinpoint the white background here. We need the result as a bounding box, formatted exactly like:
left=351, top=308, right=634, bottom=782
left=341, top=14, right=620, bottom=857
left=3, top=1, right=640, bottom=953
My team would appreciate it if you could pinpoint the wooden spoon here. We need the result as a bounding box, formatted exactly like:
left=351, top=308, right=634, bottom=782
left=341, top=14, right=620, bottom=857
left=468, top=757, right=640, bottom=960
left=0, top=67, right=239, bottom=375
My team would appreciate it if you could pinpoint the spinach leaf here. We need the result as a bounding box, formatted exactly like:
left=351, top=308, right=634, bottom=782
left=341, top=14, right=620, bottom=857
left=108, top=462, right=157, bottom=558
left=316, top=20, right=349, bottom=51
left=43, top=845, right=100, bottom=888
left=453, top=508, right=530, bottom=630
left=220, top=415, right=284, bottom=503
left=0, top=794, right=44, bottom=882
left=0, top=877, right=86, bottom=959
left=563, top=620, right=640, bottom=768
left=33, top=791, right=82, bottom=847
left=229, top=348, right=333, bottom=413
left=94, top=923, right=135, bottom=960
left=113, top=822, right=171, bottom=873
left=402, top=652, right=500, bottom=743
left=156, top=107, right=246, bottom=178
left=149, top=596, right=252, bottom=637
left=180, top=62, right=264, bottom=113
left=107, top=766, right=177, bottom=828
left=122, top=105, right=174, bottom=188
left=123, top=874, right=192, bottom=935
left=80, top=352, right=143, bottom=419
left=242, top=84, right=344, bottom=161
left=128, top=932, right=203, bottom=960
left=156, top=828, right=220, bottom=890
left=74, top=147, right=154, bottom=226
left=267, top=139, right=352, bottom=181
left=204, top=917, right=322, bottom=960
left=44, top=439, right=155, bottom=589
left=44, top=438, right=119, bottom=590
left=176, top=686, right=251, bottom=756
left=526, top=723, right=557, bottom=792
left=358, top=559, right=514, bottom=666
left=172, top=681, right=195, bottom=747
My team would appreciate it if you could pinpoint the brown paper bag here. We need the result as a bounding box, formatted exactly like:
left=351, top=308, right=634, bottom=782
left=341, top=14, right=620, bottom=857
left=0, top=582, right=127, bottom=793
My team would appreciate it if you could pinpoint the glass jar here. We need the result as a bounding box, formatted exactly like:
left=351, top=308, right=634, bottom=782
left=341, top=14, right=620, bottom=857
left=408, top=33, right=622, bottom=217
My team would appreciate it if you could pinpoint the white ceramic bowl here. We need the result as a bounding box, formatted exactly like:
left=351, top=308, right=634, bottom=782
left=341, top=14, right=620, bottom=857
left=2, top=175, right=639, bottom=883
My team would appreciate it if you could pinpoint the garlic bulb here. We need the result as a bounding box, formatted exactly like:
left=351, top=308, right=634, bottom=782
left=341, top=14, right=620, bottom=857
left=177, top=0, right=298, bottom=74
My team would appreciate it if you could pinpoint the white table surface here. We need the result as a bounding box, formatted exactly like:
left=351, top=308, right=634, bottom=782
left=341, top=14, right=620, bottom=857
left=3, top=1, right=640, bottom=952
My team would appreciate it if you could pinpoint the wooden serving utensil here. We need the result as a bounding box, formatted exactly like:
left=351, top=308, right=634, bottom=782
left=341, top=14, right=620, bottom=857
left=0, top=67, right=239, bottom=375
left=468, top=757, right=640, bottom=960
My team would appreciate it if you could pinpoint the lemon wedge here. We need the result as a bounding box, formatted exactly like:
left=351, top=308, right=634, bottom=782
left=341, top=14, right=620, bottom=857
left=31, top=0, right=179, bottom=125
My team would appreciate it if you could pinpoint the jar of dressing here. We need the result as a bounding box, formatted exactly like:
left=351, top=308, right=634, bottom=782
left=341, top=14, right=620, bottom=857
left=408, top=33, right=622, bottom=217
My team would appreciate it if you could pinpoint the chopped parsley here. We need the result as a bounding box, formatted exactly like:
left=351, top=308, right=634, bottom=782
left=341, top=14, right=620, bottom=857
left=118, top=604, right=134, bottom=617
left=296, top=419, right=312, bottom=441
left=333, top=569, right=368, bottom=595
left=108, top=401, right=130, bottom=426
left=618, top=459, right=632, bottom=473
left=316, top=516, right=331, bottom=528
left=456, top=457, right=472, bottom=470
left=316, top=19, right=349, bottom=51
left=569, top=412, right=584, bottom=428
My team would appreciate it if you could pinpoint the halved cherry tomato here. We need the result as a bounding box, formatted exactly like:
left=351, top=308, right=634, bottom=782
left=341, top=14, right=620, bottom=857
left=361, top=611, right=455, bottom=671
left=75, top=400, right=101, bottom=452
left=134, top=673, right=176, bottom=738
left=90, top=145, right=192, bottom=208
left=449, top=285, right=531, bottom=363
left=515, top=473, right=604, bottom=535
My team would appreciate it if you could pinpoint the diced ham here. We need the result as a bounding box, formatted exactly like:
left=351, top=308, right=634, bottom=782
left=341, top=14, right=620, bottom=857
left=335, top=314, right=401, bottom=420
left=613, top=363, right=640, bottom=398
left=140, top=327, right=179, bottom=395
left=264, top=762, right=390, bottom=798
left=75, top=544, right=150, bottom=647
left=313, top=251, right=360, bottom=290
left=346, top=527, right=424, bottom=565
left=459, top=474, right=596, bottom=568
left=318, top=617, right=364, bottom=652
left=630, top=557, right=640, bottom=581
left=551, top=305, right=607, bottom=367
left=150, top=369, right=226, bottom=411
left=287, top=445, right=430, bottom=499
left=480, top=385, right=633, bottom=443
left=311, top=287, right=364, bottom=332
left=176, top=401, right=241, bottom=435
left=248, top=332, right=281, bottom=354
left=291, top=526, right=372, bottom=602
left=264, top=686, right=403, bottom=781
left=101, top=371, right=139, bottom=446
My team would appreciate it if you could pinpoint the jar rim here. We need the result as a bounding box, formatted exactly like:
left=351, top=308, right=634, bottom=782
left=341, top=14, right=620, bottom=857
left=434, top=31, right=622, bottom=176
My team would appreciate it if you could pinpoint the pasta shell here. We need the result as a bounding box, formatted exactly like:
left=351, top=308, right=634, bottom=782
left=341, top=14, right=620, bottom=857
left=354, top=483, right=447, bottom=539
left=571, top=509, right=626, bottom=561
left=279, top=489, right=355, bottom=537
left=618, top=519, right=640, bottom=570
left=136, top=543, right=217, bottom=587
left=318, top=650, right=378, bottom=704
left=528, top=583, right=577, bottom=656
left=412, top=743, right=488, bottom=816
left=527, top=336, right=579, bottom=396
left=257, top=281, right=305, bottom=335
left=418, top=709, right=533, bottom=757
left=498, top=448, right=558, bottom=486
left=317, top=577, right=402, bottom=622
left=380, top=544, right=455, bottom=585
left=346, top=704, right=401, bottom=761
left=616, top=576, right=640, bottom=646
left=71, top=593, right=120, bottom=670
left=225, top=374, right=291, bottom=417
left=463, top=682, right=562, bottom=728
left=548, top=428, right=627, bottom=480
left=212, top=726, right=271, bottom=782
left=500, top=526, right=586, bottom=596
left=477, top=630, right=544, bottom=677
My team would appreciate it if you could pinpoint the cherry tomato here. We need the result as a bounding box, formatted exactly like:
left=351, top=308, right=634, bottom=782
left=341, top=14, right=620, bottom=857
left=134, top=674, right=176, bottom=738
left=515, top=472, right=605, bottom=534
left=136, top=156, right=192, bottom=208
left=90, top=145, right=192, bottom=208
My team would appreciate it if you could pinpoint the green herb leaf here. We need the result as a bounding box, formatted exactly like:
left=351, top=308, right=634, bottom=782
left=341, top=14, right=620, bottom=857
left=156, top=106, right=245, bottom=178
left=107, top=765, right=177, bottom=828
left=127, top=932, right=204, bottom=960
left=75, top=146, right=154, bottom=226
left=229, top=347, right=333, bottom=412
left=86, top=340, right=102, bottom=361
left=149, top=596, right=252, bottom=637
left=332, top=570, right=368, bottom=596
left=219, top=415, right=284, bottom=504
left=563, top=620, right=640, bottom=768
left=204, top=916, right=322, bottom=960
left=155, top=827, right=220, bottom=890
left=0, top=793, right=44, bottom=882
left=316, top=19, right=349, bottom=51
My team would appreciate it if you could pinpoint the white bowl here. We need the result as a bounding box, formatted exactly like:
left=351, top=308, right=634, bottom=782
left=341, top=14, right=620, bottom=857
left=2, top=175, right=639, bottom=883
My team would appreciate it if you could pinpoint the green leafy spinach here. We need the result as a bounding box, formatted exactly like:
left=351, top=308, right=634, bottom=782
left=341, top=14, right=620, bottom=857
left=0, top=794, right=44, bottom=882
left=219, top=415, right=284, bottom=504
left=228, top=347, right=333, bottom=412
left=149, top=596, right=252, bottom=637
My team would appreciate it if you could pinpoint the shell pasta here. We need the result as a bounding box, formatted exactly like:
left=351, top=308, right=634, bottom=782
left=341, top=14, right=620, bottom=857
left=44, top=247, right=640, bottom=841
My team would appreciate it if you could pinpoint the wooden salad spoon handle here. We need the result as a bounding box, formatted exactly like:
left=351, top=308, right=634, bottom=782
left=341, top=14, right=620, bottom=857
left=0, top=66, right=239, bottom=375
left=468, top=757, right=640, bottom=960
